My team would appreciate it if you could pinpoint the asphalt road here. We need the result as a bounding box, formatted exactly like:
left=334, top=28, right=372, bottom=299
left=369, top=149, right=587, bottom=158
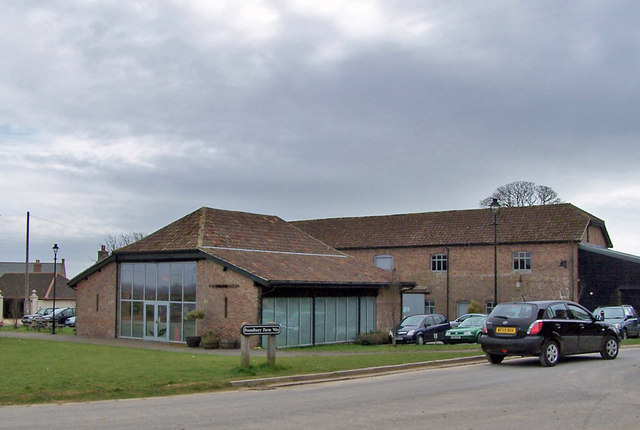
left=2, top=348, right=639, bottom=429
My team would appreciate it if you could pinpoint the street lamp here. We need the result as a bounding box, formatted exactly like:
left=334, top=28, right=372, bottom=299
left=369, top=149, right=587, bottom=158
left=489, top=198, right=500, bottom=307
left=52, top=244, right=58, bottom=335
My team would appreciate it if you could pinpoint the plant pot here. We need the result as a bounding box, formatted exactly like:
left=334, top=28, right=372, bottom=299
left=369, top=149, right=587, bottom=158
left=185, top=336, right=201, bottom=347
left=202, top=340, right=219, bottom=349
left=220, top=339, right=237, bottom=349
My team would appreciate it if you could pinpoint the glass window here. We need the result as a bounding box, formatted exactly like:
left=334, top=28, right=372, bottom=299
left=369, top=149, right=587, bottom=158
left=347, top=297, right=358, bottom=339
left=315, top=298, right=326, bottom=343
left=121, top=264, right=133, bottom=300
left=170, top=263, right=183, bottom=302
left=133, top=264, right=145, bottom=300
left=325, top=297, right=337, bottom=343
left=513, top=252, right=532, bottom=271
left=182, top=302, right=196, bottom=338
left=425, top=300, right=435, bottom=314
left=183, top=263, right=197, bottom=302
left=336, top=298, right=347, bottom=341
left=374, top=255, right=394, bottom=272
left=300, top=298, right=313, bottom=345
left=157, top=263, right=170, bottom=301
left=132, top=302, right=144, bottom=338
left=120, top=301, right=132, bottom=337
left=402, top=293, right=426, bottom=318
left=568, top=304, right=592, bottom=321
left=486, top=301, right=496, bottom=314
left=431, top=254, right=447, bottom=272
left=287, top=298, right=300, bottom=346
left=169, top=303, right=182, bottom=341
left=145, top=264, right=157, bottom=301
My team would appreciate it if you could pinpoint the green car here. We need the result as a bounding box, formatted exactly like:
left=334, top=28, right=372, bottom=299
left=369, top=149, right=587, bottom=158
left=444, top=316, right=487, bottom=344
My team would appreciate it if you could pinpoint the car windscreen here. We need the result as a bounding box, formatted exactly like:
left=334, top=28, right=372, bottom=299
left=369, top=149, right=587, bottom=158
left=598, top=307, right=624, bottom=319
left=400, top=315, right=425, bottom=326
left=458, top=317, right=486, bottom=327
left=490, top=303, right=536, bottom=320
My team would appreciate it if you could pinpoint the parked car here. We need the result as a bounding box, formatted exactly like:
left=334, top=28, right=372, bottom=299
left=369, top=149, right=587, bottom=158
left=449, top=313, right=488, bottom=328
left=33, top=307, right=76, bottom=325
left=64, top=316, right=76, bottom=327
left=21, top=307, right=53, bottom=325
left=592, top=305, right=640, bottom=339
left=445, top=316, right=487, bottom=344
left=480, top=300, right=620, bottom=367
left=389, top=314, right=450, bottom=344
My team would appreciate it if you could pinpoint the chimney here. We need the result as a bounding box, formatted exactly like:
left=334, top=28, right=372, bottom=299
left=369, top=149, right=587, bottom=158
left=34, top=259, right=42, bottom=273
left=98, top=245, right=109, bottom=261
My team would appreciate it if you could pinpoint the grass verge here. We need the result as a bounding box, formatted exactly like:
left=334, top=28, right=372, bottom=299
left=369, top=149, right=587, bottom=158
left=0, top=337, right=481, bottom=406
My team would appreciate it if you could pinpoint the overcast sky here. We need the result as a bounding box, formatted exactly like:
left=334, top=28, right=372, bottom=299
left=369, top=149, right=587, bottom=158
left=1, top=1, right=639, bottom=279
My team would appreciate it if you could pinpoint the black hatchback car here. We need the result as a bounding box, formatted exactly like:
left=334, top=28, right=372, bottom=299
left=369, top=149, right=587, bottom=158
left=389, top=314, right=450, bottom=345
left=480, top=300, right=620, bottom=367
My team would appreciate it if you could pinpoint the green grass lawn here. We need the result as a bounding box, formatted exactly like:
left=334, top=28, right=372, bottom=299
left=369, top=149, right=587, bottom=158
left=0, top=337, right=482, bottom=406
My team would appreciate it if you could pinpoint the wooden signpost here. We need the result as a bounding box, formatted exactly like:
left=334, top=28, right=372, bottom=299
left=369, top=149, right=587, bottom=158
left=240, top=323, right=281, bottom=368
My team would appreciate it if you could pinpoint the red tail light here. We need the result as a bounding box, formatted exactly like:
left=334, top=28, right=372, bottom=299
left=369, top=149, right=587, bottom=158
left=482, top=321, right=488, bottom=334
left=528, top=321, right=543, bottom=335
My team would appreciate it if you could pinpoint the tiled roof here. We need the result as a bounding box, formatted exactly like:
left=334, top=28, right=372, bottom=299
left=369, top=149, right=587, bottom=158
left=0, top=272, right=74, bottom=300
left=291, top=204, right=611, bottom=249
left=117, top=207, right=394, bottom=286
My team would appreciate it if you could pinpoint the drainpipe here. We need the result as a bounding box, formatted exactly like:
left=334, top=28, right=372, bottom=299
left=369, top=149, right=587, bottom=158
left=446, top=247, right=450, bottom=319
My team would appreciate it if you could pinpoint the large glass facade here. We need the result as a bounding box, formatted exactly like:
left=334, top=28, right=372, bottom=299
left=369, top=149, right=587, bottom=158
left=119, top=262, right=197, bottom=342
left=262, top=296, right=376, bottom=347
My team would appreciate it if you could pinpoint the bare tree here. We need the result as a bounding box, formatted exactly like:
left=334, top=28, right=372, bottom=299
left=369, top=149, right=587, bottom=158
left=104, top=231, right=147, bottom=253
left=480, top=181, right=562, bottom=207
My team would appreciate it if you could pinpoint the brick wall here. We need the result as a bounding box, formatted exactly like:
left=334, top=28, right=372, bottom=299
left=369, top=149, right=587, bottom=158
left=75, top=262, right=117, bottom=337
left=342, top=242, right=578, bottom=328
left=198, top=260, right=261, bottom=347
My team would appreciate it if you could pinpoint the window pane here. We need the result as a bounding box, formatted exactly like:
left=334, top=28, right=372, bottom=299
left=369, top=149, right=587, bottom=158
left=300, top=298, right=312, bottom=346
left=120, top=301, right=132, bottom=337
left=315, top=298, right=326, bottom=344
left=157, top=263, right=170, bottom=301
left=145, top=264, right=157, bottom=301
left=287, top=298, right=300, bottom=346
left=274, top=298, right=288, bottom=347
left=132, top=301, right=144, bottom=338
left=133, top=264, right=145, bottom=300
left=170, top=303, right=182, bottom=341
left=336, top=298, right=347, bottom=341
left=170, top=263, right=183, bottom=302
left=374, top=255, right=394, bottom=271
left=183, top=303, right=196, bottom=337
left=325, top=298, right=336, bottom=343
left=121, top=264, right=133, bottom=300
left=346, top=297, right=358, bottom=339
left=183, top=262, right=196, bottom=302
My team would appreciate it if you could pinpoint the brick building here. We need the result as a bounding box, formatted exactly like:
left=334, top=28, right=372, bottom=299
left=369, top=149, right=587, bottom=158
left=69, top=207, right=409, bottom=347
left=294, top=204, right=640, bottom=319
left=69, top=203, right=640, bottom=347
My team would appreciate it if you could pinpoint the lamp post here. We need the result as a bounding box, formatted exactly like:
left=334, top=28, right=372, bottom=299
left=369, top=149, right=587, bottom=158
left=52, top=244, right=58, bottom=335
left=489, top=198, right=500, bottom=307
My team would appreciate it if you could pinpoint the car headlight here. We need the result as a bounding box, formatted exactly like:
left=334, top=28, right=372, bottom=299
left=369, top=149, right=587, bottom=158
left=407, top=330, right=415, bottom=336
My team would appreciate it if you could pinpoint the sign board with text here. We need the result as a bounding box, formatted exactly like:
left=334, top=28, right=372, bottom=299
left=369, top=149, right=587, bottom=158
left=240, top=324, right=281, bottom=336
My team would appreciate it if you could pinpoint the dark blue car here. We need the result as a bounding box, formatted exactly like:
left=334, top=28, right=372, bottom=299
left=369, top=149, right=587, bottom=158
left=390, top=314, right=450, bottom=345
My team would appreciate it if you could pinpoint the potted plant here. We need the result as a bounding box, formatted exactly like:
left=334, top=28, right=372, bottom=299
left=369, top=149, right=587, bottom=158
left=201, top=330, right=219, bottom=349
left=184, top=310, right=205, bottom=347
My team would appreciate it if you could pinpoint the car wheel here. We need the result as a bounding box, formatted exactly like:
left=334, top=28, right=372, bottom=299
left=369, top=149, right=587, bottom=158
left=416, top=334, right=425, bottom=345
left=487, top=353, right=505, bottom=364
left=600, top=335, right=619, bottom=360
left=539, top=339, right=560, bottom=367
